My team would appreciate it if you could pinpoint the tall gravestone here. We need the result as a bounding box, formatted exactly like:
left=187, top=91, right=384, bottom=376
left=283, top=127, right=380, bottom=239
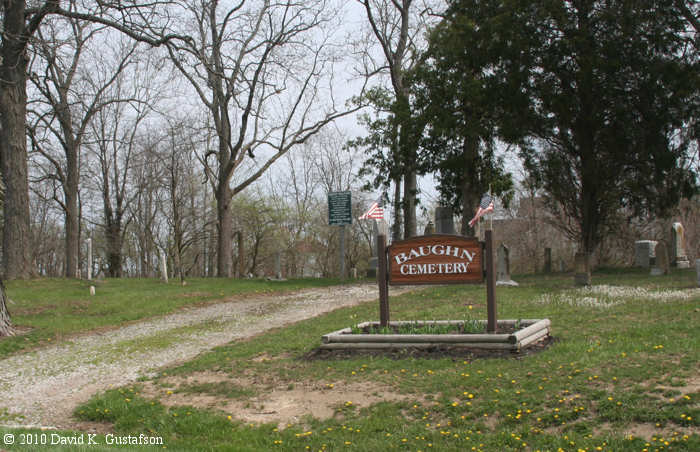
left=650, top=241, right=670, bottom=276
left=671, top=223, right=690, bottom=268
left=634, top=240, right=657, bottom=268
left=435, top=207, right=455, bottom=234
left=496, top=244, right=518, bottom=286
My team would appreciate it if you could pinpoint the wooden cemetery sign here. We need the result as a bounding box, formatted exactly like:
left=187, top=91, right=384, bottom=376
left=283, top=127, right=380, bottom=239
left=377, top=233, right=496, bottom=331
left=388, top=235, right=483, bottom=285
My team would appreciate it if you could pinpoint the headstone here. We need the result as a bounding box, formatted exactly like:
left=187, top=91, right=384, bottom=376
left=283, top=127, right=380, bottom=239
left=671, top=223, right=690, bottom=268
left=696, top=259, right=700, bottom=287
left=424, top=221, right=435, bottom=235
left=574, top=252, right=591, bottom=286
left=496, top=244, right=518, bottom=286
left=650, top=241, right=670, bottom=276
left=544, top=248, right=552, bottom=273
left=367, top=257, right=378, bottom=278
left=435, top=206, right=455, bottom=234
left=89, top=285, right=95, bottom=296
left=634, top=240, right=657, bottom=268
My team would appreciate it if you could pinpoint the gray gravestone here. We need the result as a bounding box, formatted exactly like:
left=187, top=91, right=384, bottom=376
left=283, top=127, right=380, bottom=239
left=424, top=221, right=435, bottom=235
left=435, top=207, right=455, bottom=234
left=671, top=223, right=690, bottom=268
left=544, top=248, right=552, bottom=273
left=496, top=244, right=518, bottom=286
left=367, top=257, right=378, bottom=278
left=650, top=241, right=670, bottom=276
left=574, top=252, right=591, bottom=286
left=634, top=240, right=657, bottom=268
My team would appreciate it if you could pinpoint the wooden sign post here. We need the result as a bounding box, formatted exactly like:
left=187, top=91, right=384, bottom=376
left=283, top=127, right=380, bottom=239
left=485, top=229, right=497, bottom=333
left=377, top=233, right=389, bottom=326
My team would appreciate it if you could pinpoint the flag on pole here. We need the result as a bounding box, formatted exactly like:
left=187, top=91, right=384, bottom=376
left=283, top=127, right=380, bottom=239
left=359, top=195, right=384, bottom=220
left=468, top=193, right=494, bottom=227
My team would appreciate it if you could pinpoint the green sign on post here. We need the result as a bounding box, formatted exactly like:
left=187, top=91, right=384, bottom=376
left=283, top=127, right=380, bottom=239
left=328, top=191, right=352, bottom=226
left=328, top=191, right=351, bottom=280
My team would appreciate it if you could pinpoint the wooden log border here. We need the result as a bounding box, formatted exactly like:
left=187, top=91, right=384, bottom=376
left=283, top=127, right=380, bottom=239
left=320, top=318, right=550, bottom=351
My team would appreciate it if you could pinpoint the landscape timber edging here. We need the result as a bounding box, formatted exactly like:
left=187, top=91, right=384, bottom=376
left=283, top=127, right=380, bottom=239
left=320, top=319, right=550, bottom=351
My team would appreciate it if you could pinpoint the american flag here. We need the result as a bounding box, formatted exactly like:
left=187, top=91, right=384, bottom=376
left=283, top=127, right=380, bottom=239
left=468, top=193, right=494, bottom=227
left=359, top=195, right=384, bottom=220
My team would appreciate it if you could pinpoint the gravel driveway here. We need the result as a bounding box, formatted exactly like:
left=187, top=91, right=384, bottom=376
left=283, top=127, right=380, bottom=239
left=0, top=283, right=404, bottom=430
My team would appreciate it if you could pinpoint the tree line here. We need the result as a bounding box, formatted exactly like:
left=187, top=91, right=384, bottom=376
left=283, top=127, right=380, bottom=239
left=353, top=0, right=698, bottom=276
left=0, top=1, right=697, bottom=336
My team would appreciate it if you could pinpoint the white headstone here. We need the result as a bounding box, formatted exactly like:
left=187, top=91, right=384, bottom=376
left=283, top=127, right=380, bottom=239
left=671, top=223, right=690, bottom=268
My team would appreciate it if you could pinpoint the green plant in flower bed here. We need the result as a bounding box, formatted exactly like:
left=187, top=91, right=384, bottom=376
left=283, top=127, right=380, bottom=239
left=10, top=267, right=700, bottom=451
left=358, top=319, right=487, bottom=335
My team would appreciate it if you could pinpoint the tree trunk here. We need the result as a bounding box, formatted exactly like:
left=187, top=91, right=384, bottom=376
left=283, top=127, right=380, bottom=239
left=460, top=137, right=480, bottom=236
left=237, top=231, right=245, bottom=278
left=216, top=183, right=233, bottom=277
left=403, top=171, right=417, bottom=238
left=0, top=43, right=32, bottom=279
left=391, top=177, right=402, bottom=242
left=0, top=279, right=14, bottom=337
left=64, top=187, right=80, bottom=278
left=106, top=222, right=123, bottom=278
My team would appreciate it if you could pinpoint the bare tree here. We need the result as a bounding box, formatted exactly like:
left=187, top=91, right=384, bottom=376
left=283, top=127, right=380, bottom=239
left=157, top=0, right=362, bottom=277
left=160, top=119, right=208, bottom=282
left=0, top=0, right=189, bottom=334
left=27, top=17, right=141, bottom=278
left=1, top=1, right=185, bottom=280
left=85, top=42, right=164, bottom=277
left=128, top=130, right=164, bottom=278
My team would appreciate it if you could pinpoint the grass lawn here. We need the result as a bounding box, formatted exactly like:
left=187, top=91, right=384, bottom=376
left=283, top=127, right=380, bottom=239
left=0, top=277, right=343, bottom=359
left=2, top=268, right=698, bottom=451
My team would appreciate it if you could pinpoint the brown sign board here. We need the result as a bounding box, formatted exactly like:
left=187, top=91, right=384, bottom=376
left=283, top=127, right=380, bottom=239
left=388, top=235, right=483, bottom=285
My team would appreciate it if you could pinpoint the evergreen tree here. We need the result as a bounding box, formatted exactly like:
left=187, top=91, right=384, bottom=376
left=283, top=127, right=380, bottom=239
left=518, top=0, right=698, bottom=271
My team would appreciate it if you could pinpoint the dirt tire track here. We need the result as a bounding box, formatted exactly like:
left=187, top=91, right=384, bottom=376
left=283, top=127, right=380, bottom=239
left=0, top=283, right=408, bottom=430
